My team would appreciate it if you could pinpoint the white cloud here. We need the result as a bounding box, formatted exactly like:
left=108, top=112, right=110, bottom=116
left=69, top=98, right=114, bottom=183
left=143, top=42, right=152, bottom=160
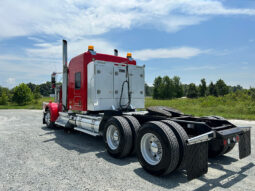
left=6, top=78, right=15, bottom=84
left=0, top=37, right=119, bottom=86
left=183, top=65, right=217, bottom=71
left=133, top=47, right=207, bottom=60
left=0, top=0, right=255, bottom=39
left=25, top=38, right=118, bottom=61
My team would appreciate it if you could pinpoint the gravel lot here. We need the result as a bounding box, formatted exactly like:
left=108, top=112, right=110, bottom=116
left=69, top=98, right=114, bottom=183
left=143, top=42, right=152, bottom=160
left=0, top=110, right=254, bottom=191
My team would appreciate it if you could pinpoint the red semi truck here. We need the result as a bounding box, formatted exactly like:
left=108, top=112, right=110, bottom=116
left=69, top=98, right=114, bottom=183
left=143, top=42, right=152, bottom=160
left=43, top=40, right=251, bottom=180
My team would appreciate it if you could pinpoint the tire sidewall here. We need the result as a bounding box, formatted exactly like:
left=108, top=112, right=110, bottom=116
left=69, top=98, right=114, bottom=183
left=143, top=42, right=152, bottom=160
left=45, top=110, right=54, bottom=128
left=103, top=118, right=126, bottom=157
left=124, top=116, right=140, bottom=155
left=136, top=123, right=172, bottom=175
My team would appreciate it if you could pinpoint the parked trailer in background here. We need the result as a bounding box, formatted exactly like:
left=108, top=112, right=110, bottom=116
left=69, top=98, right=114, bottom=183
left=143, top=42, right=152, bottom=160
left=43, top=40, right=251, bottom=180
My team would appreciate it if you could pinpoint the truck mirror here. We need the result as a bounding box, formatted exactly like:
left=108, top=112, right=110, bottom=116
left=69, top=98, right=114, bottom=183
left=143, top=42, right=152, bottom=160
left=51, top=73, right=56, bottom=88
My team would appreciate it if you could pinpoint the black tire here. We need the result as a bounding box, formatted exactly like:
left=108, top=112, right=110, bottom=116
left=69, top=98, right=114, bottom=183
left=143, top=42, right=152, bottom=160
left=161, top=120, right=188, bottom=169
left=208, top=139, right=228, bottom=157
left=147, top=106, right=183, bottom=117
left=103, top=116, right=133, bottom=158
left=147, top=106, right=172, bottom=117
left=44, top=110, right=55, bottom=128
left=212, top=116, right=225, bottom=120
left=205, top=116, right=229, bottom=157
left=224, top=143, right=235, bottom=154
left=202, top=116, right=216, bottom=120
left=202, top=116, right=225, bottom=120
left=136, top=121, right=179, bottom=176
left=124, top=115, right=141, bottom=155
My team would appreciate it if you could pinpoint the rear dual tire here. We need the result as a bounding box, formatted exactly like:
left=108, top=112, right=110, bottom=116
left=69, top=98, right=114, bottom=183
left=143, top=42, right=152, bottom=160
left=44, top=110, right=55, bottom=128
left=205, top=116, right=236, bottom=157
left=124, top=116, right=141, bottom=155
left=136, top=121, right=180, bottom=176
left=161, top=120, right=188, bottom=169
left=103, top=116, right=133, bottom=158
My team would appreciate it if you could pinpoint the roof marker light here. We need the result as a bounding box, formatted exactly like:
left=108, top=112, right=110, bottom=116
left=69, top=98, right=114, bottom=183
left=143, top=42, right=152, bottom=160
left=127, top=53, right=132, bottom=58
left=88, top=45, right=94, bottom=51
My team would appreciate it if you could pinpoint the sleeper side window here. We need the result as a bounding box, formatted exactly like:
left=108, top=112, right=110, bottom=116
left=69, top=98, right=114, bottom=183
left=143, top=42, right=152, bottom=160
left=75, top=72, right=81, bottom=89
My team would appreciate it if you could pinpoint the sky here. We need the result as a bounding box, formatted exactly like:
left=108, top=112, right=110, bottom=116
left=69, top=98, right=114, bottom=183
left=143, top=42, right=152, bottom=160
left=0, top=0, right=255, bottom=88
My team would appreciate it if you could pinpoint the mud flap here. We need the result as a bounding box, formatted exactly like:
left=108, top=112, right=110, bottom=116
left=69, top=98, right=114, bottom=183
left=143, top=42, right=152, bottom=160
left=239, top=130, right=251, bottom=159
left=186, top=141, right=208, bottom=180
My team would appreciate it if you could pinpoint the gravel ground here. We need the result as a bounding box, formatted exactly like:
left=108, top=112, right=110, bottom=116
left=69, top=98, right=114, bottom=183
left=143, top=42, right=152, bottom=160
left=0, top=109, right=254, bottom=191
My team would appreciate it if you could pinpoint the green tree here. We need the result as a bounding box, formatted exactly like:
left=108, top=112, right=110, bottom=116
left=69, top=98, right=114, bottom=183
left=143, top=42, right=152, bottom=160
left=215, top=79, right=229, bottom=96
left=162, top=76, right=174, bottom=99
left=153, top=76, right=163, bottom=99
left=0, top=92, right=8, bottom=105
left=33, top=86, right=42, bottom=100
left=229, top=85, right=243, bottom=93
left=27, top=82, right=37, bottom=93
left=249, top=88, right=255, bottom=101
left=39, top=81, right=52, bottom=96
left=187, top=83, right=198, bottom=98
left=173, top=76, right=183, bottom=98
left=199, top=78, right=207, bottom=97
left=182, top=84, right=189, bottom=97
left=145, top=83, right=153, bottom=97
left=12, top=83, right=33, bottom=105
left=208, top=82, right=217, bottom=96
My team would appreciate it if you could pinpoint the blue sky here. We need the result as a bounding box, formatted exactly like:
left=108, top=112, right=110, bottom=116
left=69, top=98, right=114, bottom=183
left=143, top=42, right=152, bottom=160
left=0, top=0, right=255, bottom=88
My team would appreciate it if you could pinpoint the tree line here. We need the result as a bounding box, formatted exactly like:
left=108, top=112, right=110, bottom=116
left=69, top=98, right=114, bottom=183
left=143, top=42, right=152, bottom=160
left=145, top=75, right=246, bottom=99
left=0, top=82, right=53, bottom=105
left=0, top=77, right=251, bottom=106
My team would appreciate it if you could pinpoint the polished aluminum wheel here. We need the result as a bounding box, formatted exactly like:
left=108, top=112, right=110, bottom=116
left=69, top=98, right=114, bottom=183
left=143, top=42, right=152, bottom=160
left=45, top=111, right=51, bottom=126
left=106, top=125, right=120, bottom=150
left=140, top=133, right=162, bottom=165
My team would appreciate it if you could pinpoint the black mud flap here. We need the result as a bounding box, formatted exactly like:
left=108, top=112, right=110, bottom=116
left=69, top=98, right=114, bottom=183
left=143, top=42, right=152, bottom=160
left=239, top=130, right=251, bottom=159
left=186, top=141, right=208, bottom=180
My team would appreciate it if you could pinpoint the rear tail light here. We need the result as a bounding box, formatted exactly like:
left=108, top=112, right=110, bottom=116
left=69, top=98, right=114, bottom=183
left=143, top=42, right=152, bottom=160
left=223, top=139, right=227, bottom=146
left=236, top=135, right=239, bottom=142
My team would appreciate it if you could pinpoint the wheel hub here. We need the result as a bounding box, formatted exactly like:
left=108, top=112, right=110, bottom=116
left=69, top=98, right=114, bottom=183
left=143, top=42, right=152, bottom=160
left=113, top=131, right=119, bottom=141
left=45, top=112, right=50, bottom=125
left=140, top=133, right=162, bottom=165
left=106, top=125, right=120, bottom=150
left=150, top=142, right=158, bottom=153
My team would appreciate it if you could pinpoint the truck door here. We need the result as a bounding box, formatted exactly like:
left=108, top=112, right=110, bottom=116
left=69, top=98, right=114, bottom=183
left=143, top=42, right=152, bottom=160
left=129, top=66, right=145, bottom=108
left=113, top=66, right=128, bottom=107
left=95, top=64, right=113, bottom=100
left=73, top=71, right=82, bottom=109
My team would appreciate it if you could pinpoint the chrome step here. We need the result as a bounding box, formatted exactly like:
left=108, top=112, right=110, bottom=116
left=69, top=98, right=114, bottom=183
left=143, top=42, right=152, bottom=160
left=74, top=127, right=100, bottom=137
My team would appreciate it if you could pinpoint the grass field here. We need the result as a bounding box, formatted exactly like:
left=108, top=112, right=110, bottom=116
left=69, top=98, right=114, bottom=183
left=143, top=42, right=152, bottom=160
left=1, top=94, right=255, bottom=120
left=146, top=95, right=255, bottom=120
left=0, top=97, right=53, bottom=110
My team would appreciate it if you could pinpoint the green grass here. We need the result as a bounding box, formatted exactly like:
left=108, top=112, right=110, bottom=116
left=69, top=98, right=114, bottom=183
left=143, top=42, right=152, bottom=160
left=145, top=95, right=255, bottom=120
left=1, top=93, right=255, bottom=120
left=0, top=97, right=54, bottom=110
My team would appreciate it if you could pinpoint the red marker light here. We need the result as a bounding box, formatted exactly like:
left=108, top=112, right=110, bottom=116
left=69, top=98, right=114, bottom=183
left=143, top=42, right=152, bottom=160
left=236, top=135, right=239, bottom=142
left=223, top=139, right=227, bottom=146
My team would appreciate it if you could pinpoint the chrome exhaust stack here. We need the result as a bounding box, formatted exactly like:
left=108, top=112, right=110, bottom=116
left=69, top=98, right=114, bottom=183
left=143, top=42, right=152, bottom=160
left=62, top=40, right=68, bottom=110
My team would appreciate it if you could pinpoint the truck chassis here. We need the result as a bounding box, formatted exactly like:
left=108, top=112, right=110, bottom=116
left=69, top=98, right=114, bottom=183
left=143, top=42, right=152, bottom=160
left=43, top=105, right=251, bottom=180
left=43, top=40, right=251, bottom=180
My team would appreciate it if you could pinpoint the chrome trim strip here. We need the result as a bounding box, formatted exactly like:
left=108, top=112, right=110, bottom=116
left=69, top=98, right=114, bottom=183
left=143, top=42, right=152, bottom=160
left=187, top=131, right=216, bottom=145
left=74, top=127, right=100, bottom=136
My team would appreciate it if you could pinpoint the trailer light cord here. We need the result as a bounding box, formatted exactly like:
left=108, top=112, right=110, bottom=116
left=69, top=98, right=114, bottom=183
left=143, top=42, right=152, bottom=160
left=119, top=64, right=131, bottom=110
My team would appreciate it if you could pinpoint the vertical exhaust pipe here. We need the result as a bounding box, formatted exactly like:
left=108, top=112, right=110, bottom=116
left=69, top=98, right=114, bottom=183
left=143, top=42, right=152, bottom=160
left=114, top=49, right=118, bottom=56
left=62, top=40, right=68, bottom=110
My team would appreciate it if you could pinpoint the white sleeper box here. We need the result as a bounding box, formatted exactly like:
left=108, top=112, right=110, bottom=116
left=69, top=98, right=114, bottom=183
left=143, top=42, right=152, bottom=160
left=87, top=60, right=145, bottom=111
